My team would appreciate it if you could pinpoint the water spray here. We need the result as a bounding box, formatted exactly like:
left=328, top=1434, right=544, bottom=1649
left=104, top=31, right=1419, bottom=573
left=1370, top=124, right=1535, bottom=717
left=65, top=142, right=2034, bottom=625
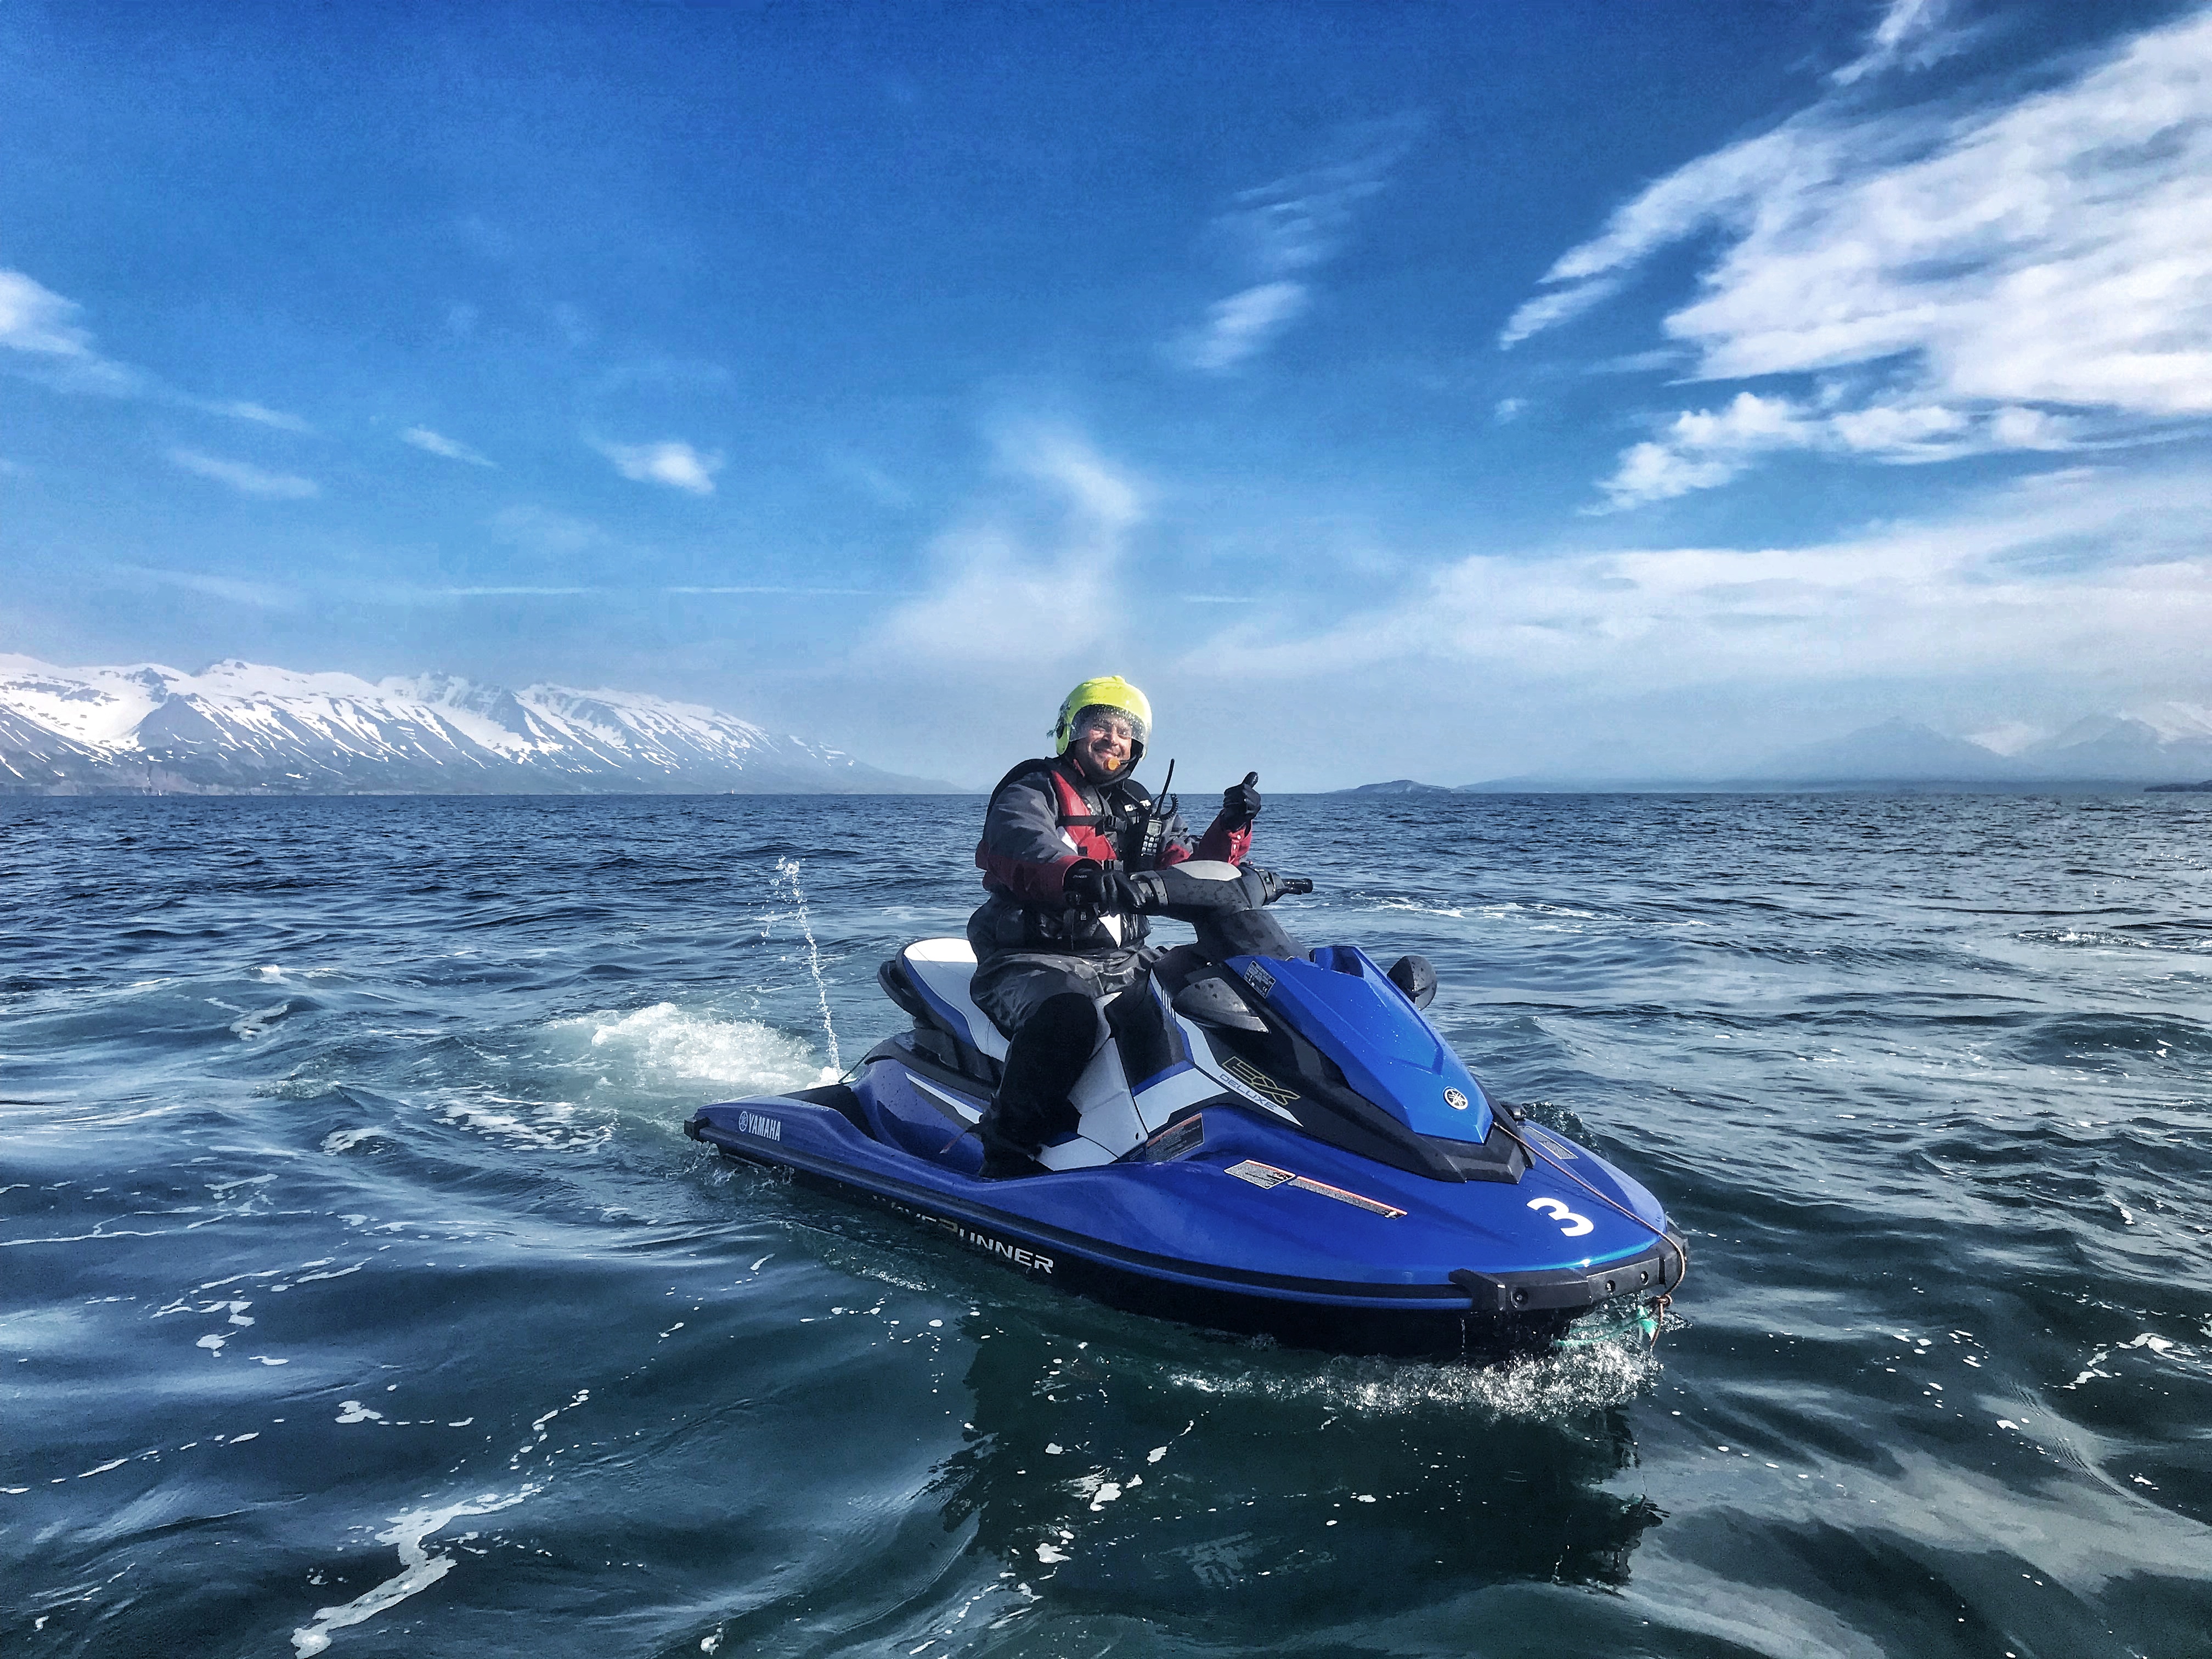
left=774, top=856, right=842, bottom=1082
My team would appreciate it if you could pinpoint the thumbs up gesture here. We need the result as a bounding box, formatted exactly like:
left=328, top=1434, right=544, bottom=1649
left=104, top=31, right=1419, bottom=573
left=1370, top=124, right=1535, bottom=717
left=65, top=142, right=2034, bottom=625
left=1222, top=771, right=1262, bottom=827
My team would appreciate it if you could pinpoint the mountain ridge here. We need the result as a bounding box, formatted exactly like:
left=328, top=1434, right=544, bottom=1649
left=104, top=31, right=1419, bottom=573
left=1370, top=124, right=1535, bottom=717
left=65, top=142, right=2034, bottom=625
left=1337, top=708, right=2212, bottom=792
left=0, top=654, right=959, bottom=795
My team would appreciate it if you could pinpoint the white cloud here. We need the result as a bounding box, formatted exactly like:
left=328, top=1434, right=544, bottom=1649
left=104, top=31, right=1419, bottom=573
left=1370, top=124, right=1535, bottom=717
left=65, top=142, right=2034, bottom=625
left=0, top=267, right=143, bottom=396
left=0, top=269, right=95, bottom=357
left=112, top=563, right=293, bottom=608
left=872, top=427, right=1142, bottom=669
left=1174, top=117, right=1418, bottom=373
left=168, top=448, right=320, bottom=500
left=3, top=269, right=317, bottom=426
left=403, top=426, right=495, bottom=466
left=211, top=399, right=313, bottom=433
left=1506, top=8, right=2212, bottom=500
left=1831, top=0, right=1965, bottom=87
left=1190, top=464, right=2212, bottom=697
left=1178, top=281, right=1310, bottom=373
left=595, top=439, right=723, bottom=495
left=1597, top=390, right=2078, bottom=508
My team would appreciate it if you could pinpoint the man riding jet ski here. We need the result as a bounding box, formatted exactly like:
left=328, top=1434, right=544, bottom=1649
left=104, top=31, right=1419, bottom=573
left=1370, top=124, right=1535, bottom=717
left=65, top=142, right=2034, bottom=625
left=684, top=680, right=1688, bottom=1357
left=970, top=676, right=1261, bottom=1180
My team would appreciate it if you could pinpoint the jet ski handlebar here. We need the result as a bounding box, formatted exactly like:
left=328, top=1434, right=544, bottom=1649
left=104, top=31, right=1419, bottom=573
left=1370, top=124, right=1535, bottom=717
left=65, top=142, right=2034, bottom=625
left=1142, top=861, right=1310, bottom=916
left=1137, top=862, right=1312, bottom=962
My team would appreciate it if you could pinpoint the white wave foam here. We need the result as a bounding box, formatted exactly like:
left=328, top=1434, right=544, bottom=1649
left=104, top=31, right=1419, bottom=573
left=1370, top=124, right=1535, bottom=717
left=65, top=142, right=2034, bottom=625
left=433, top=1090, right=610, bottom=1152
left=1372, top=896, right=1604, bottom=924
left=291, top=1483, right=537, bottom=1657
left=1166, top=1327, right=1660, bottom=1419
left=572, top=1003, right=830, bottom=1093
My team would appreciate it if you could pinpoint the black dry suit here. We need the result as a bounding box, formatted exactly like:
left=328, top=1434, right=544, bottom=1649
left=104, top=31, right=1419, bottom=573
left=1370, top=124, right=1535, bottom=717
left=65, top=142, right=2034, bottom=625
left=965, top=757, right=1252, bottom=1170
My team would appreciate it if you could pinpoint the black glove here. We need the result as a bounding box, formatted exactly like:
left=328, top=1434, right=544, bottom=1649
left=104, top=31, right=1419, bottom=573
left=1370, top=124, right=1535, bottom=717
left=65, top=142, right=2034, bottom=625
left=1064, top=860, right=1147, bottom=912
left=1221, top=771, right=1262, bottom=827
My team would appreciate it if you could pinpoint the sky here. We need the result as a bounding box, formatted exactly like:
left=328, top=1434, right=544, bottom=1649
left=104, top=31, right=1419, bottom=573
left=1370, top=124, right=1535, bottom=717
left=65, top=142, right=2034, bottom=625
left=3, top=0, right=2209, bottom=789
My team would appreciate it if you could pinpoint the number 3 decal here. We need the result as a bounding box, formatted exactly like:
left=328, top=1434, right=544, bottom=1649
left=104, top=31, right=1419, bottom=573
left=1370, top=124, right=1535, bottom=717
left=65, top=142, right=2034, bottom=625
left=1527, top=1197, right=1594, bottom=1237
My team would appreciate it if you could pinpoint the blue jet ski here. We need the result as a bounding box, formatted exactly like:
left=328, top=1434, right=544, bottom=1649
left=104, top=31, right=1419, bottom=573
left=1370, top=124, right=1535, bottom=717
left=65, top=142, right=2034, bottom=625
left=686, top=861, right=1686, bottom=1358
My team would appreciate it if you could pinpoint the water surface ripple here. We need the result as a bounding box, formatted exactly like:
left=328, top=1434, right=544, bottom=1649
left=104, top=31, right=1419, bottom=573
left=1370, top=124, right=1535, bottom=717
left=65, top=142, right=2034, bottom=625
left=3, top=793, right=2208, bottom=1657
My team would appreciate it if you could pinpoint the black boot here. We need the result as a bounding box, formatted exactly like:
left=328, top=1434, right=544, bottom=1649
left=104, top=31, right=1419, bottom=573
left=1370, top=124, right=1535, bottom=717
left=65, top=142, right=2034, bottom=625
left=975, top=992, right=1096, bottom=1180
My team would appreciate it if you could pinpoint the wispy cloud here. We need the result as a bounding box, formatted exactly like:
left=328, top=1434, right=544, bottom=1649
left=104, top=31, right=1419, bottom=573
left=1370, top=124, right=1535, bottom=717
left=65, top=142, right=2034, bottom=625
left=3, top=268, right=313, bottom=432
left=1598, top=390, right=2078, bottom=509
left=210, top=399, right=313, bottom=433
left=594, top=438, right=723, bottom=495
left=1180, top=282, right=1310, bottom=374
left=1832, top=0, right=1967, bottom=87
left=668, top=585, right=905, bottom=596
left=1173, top=117, right=1420, bottom=373
left=168, top=448, right=320, bottom=500
left=1, top=269, right=97, bottom=357
left=0, top=267, right=144, bottom=396
left=113, top=563, right=293, bottom=608
left=403, top=426, right=495, bottom=466
left=1504, top=8, right=2212, bottom=501
left=1192, top=464, right=2212, bottom=695
left=389, top=583, right=903, bottom=601
left=825, top=452, right=912, bottom=508
left=873, top=426, right=1142, bottom=668
left=422, top=592, right=592, bottom=606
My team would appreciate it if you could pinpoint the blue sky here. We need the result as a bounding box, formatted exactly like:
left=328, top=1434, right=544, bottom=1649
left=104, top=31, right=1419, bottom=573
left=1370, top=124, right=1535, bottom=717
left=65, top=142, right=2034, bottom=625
left=4, top=0, right=2209, bottom=788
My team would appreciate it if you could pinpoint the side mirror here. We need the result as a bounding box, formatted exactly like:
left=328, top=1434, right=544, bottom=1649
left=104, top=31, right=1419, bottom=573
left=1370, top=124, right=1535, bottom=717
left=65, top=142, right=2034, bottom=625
left=1387, top=953, right=1437, bottom=1009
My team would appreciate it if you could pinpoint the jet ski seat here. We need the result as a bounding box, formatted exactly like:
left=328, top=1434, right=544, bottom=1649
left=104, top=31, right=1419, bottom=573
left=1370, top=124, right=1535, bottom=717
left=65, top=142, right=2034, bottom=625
left=880, top=940, right=1012, bottom=1074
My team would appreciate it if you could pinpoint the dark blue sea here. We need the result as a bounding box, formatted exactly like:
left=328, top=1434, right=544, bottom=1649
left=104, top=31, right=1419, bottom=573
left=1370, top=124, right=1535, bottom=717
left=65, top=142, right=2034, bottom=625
left=4, top=792, right=2210, bottom=1658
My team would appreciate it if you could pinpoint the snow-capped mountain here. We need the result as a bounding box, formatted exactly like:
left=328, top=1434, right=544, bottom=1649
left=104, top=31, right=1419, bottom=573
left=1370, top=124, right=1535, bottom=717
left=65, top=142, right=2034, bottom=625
left=0, top=656, right=952, bottom=794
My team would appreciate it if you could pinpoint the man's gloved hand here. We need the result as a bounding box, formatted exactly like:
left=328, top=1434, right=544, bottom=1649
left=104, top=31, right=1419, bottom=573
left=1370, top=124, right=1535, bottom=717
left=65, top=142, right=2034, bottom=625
left=1064, top=860, right=1168, bottom=913
left=1064, top=859, right=1147, bottom=913
left=1221, top=771, right=1262, bottom=827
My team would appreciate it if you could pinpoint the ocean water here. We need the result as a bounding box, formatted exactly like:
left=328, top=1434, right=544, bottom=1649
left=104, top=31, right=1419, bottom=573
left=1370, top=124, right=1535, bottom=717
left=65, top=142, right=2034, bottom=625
left=3, top=791, right=2209, bottom=1658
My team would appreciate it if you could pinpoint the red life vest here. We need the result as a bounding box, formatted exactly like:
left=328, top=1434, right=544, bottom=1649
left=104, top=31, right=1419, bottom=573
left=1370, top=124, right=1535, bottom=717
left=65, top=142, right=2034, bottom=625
left=976, top=757, right=1155, bottom=874
left=1043, top=765, right=1128, bottom=865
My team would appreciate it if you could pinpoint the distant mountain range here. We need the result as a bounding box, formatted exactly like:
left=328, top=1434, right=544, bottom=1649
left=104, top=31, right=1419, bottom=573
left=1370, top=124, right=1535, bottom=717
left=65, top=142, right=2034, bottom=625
left=0, top=655, right=954, bottom=795
left=1745, top=712, right=2212, bottom=786
left=1339, top=708, right=2212, bottom=793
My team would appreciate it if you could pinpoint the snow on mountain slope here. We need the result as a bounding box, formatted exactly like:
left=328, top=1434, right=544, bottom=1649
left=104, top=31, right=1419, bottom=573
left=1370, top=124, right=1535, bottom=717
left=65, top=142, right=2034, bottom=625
left=0, top=656, right=949, bottom=794
left=2126, top=702, right=2212, bottom=744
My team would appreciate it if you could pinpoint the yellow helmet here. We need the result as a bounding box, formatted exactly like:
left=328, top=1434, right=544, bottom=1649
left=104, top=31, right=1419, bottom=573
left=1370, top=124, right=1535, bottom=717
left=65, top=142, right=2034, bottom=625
left=1053, top=675, right=1152, bottom=761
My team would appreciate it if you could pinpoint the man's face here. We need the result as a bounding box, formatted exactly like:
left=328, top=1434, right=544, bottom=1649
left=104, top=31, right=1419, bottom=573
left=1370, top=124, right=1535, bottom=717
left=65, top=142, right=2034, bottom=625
left=1070, top=712, right=1136, bottom=782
